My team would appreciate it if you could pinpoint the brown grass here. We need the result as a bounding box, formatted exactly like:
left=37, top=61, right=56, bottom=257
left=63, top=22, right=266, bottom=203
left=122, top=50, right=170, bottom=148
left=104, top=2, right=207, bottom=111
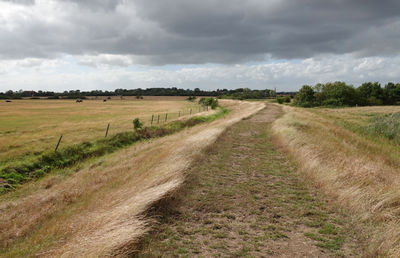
left=136, top=105, right=359, bottom=257
left=272, top=105, right=400, bottom=257
left=0, top=100, right=264, bottom=257
left=0, top=97, right=203, bottom=164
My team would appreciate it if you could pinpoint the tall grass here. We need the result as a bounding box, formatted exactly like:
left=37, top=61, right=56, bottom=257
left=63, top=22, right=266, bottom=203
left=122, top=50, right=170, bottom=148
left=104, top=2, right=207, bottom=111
left=0, top=107, right=230, bottom=193
left=366, top=112, right=400, bottom=145
left=272, top=105, right=400, bottom=257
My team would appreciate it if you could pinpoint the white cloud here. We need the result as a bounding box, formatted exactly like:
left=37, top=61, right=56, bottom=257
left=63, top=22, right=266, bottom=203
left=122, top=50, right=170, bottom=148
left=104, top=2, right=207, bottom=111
left=1, top=54, right=400, bottom=92
left=78, top=54, right=134, bottom=67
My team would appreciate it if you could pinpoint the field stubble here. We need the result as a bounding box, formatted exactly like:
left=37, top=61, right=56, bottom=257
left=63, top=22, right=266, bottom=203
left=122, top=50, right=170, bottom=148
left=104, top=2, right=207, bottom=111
left=0, top=97, right=203, bottom=165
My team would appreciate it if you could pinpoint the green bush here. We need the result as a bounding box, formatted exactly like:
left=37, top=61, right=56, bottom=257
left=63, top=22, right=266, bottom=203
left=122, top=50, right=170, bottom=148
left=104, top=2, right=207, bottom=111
left=133, top=118, right=143, bottom=130
left=198, top=97, right=219, bottom=109
left=293, top=85, right=316, bottom=107
left=277, top=96, right=291, bottom=104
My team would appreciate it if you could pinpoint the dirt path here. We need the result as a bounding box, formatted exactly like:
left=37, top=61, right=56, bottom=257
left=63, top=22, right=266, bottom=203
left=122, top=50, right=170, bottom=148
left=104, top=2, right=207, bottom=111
left=0, top=100, right=265, bottom=257
left=136, top=104, right=359, bottom=257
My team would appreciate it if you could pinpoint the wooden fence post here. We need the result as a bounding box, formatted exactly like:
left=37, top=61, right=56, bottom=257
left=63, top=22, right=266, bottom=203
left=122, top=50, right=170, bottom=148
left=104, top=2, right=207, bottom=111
left=157, top=114, right=160, bottom=124
left=55, top=135, right=63, bottom=152
left=151, top=114, right=154, bottom=125
left=105, top=123, right=110, bottom=137
left=165, top=113, right=168, bottom=122
left=190, top=108, right=192, bottom=115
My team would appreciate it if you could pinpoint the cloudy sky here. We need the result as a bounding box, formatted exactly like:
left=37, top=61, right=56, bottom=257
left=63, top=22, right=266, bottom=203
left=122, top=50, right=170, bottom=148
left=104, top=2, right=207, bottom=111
left=1, top=0, right=400, bottom=92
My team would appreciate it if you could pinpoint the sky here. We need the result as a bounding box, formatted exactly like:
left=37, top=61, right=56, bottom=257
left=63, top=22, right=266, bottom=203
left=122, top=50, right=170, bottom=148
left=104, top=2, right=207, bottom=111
left=1, top=0, right=400, bottom=92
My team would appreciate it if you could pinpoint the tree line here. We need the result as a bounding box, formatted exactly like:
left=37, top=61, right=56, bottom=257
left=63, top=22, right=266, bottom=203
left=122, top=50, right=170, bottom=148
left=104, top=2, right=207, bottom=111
left=294, top=82, right=400, bottom=107
left=0, top=87, right=276, bottom=100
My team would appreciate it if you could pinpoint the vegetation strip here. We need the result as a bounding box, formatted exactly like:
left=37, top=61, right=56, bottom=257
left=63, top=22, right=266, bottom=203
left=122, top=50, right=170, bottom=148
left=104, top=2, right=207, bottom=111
left=135, top=106, right=359, bottom=257
left=0, top=106, right=230, bottom=193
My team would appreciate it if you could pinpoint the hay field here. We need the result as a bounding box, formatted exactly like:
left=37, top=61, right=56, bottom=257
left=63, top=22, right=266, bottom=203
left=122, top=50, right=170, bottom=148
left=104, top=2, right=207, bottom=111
left=272, top=105, right=400, bottom=256
left=0, top=97, right=202, bottom=165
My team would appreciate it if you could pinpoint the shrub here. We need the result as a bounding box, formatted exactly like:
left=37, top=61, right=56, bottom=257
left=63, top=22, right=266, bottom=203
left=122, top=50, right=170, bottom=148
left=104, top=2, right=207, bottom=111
left=133, top=118, right=143, bottom=130
left=198, top=97, right=219, bottom=109
left=293, top=85, right=316, bottom=107
left=277, top=96, right=290, bottom=104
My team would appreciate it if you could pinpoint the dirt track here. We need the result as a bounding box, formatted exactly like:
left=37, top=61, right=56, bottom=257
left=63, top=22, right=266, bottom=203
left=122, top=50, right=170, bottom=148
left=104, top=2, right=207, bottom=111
left=137, top=104, right=359, bottom=257
left=0, top=100, right=264, bottom=257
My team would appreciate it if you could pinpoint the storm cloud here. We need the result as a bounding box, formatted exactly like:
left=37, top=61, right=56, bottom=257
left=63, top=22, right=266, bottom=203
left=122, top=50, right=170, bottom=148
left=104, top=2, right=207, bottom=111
left=1, top=0, right=400, bottom=64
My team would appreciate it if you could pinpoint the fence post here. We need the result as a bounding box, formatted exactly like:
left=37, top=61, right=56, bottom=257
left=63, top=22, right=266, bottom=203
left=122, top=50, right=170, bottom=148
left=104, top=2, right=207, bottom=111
left=151, top=114, right=154, bottom=125
left=105, top=123, right=110, bottom=137
left=55, top=135, right=63, bottom=152
left=190, top=108, right=192, bottom=115
left=206, top=106, right=209, bottom=111
left=157, top=114, right=160, bottom=124
left=165, top=113, right=168, bottom=122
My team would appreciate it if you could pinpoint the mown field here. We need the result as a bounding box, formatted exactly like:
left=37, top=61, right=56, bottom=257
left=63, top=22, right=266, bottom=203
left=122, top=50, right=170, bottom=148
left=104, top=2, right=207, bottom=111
left=0, top=97, right=203, bottom=166
left=272, top=105, right=400, bottom=256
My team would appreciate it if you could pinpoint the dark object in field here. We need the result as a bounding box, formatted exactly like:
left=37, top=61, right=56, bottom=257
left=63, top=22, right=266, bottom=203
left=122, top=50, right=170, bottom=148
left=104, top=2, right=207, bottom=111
left=107, top=96, right=111, bottom=100
left=5, top=100, right=12, bottom=102
left=54, top=135, right=63, bottom=152
left=76, top=99, right=83, bottom=103
left=103, top=99, right=107, bottom=102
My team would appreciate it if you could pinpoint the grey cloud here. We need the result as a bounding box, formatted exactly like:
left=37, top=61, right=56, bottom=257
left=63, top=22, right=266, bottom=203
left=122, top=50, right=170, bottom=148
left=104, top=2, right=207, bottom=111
left=0, top=0, right=399, bottom=64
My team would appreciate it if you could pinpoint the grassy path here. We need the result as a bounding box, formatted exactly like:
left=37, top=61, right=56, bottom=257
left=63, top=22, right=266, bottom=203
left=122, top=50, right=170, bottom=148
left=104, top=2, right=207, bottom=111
left=136, top=105, right=360, bottom=257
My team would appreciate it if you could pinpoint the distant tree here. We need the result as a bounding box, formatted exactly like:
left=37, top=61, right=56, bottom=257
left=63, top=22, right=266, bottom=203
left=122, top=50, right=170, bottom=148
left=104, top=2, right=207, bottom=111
left=356, top=82, right=384, bottom=105
left=319, top=81, right=357, bottom=106
left=293, top=85, right=316, bottom=107
left=383, top=82, right=400, bottom=105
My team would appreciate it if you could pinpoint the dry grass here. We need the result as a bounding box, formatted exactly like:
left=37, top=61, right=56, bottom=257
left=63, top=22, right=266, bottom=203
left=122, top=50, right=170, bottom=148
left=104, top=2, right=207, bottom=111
left=0, top=97, right=203, bottom=165
left=137, top=105, right=359, bottom=257
left=272, top=105, right=400, bottom=257
left=0, top=100, right=264, bottom=257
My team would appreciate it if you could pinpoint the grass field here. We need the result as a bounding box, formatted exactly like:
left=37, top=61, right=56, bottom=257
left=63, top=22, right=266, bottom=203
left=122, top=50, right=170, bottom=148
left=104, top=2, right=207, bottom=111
left=0, top=100, right=263, bottom=257
left=0, top=97, right=203, bottom=166
left=272, top=105, right=400, bottom=256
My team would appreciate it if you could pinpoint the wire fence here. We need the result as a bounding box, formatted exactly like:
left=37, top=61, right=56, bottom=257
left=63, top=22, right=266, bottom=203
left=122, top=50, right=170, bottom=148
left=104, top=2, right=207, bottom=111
left=53, top=104, right=210, bottom=152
